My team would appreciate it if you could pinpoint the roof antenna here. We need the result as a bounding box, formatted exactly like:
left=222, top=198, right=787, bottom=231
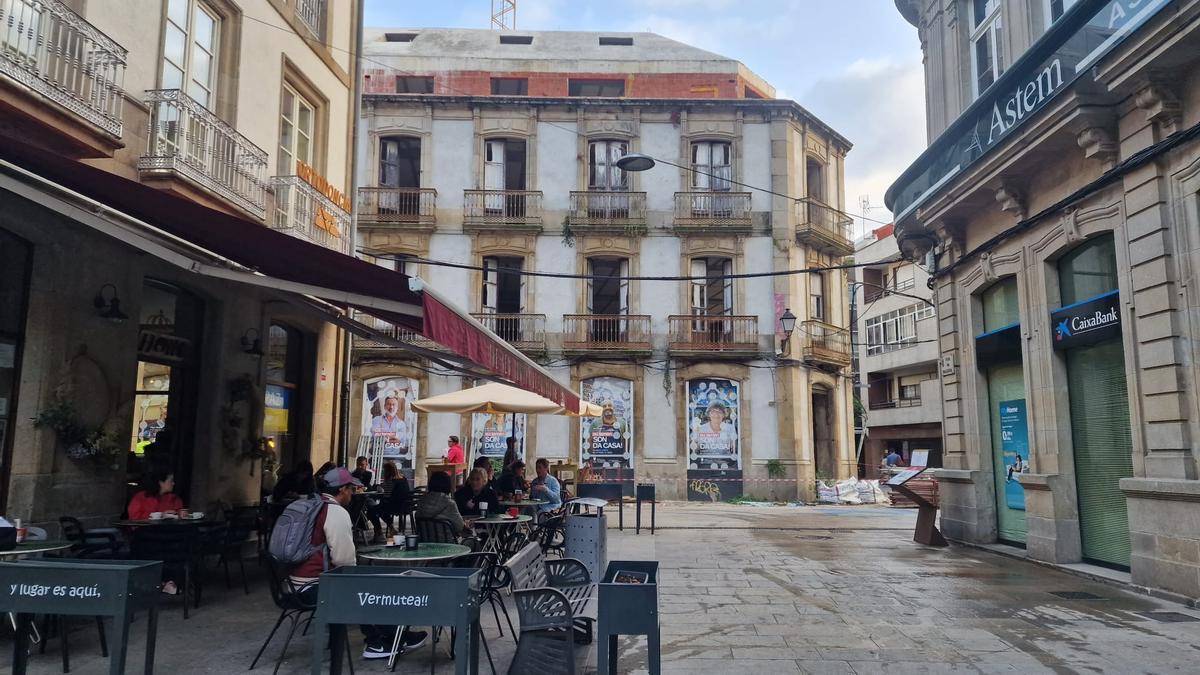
left=491, top=0, right=516, bottom=29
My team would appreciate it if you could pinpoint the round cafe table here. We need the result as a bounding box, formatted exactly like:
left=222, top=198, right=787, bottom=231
left=112, top=516, right=214, bottom=527
left=472, top=515, right=532, bottom=554
left=0, top=541, right=71, bottom=560
left=357, top=542, right=470, bottom=565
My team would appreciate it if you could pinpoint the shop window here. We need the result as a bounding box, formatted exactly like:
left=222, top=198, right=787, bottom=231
left=264, top=323, right=304, bottom=467
left=981, top=277, right=1019, bottom=331
left=1058, top=234, right=1118, bottom=305
left=0, top=229, right=32, bottom=509
left=970, top=0, right=1003, bottom=98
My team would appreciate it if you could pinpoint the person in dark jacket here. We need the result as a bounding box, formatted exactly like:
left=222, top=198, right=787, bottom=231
left=415, top=471, right=471, bottom=538
left=271, top=460, right=314, bottom=501
left=496, top=459, right=529, bottom=499
left=454, top=469, right=501, bottom=517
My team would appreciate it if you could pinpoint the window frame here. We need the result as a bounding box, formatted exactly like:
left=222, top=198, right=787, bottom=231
left=587, top=139, right=630, bottom=191
left=490, top=78, right=529, bottom=95
left=278, top=81, right=316, bottom=177
left=160, top=0, right=221, bottom=108
left=568, top=79, right=626, bottom=97
left=690, top=140, right=733, bottom=192
left=395, top=76, right=434, bottom=94
left=864, top=301, right=934, bottom=355
left=1045, top=0, right=1079, bottom=27
left=969, top=0, right=1004, bottom=100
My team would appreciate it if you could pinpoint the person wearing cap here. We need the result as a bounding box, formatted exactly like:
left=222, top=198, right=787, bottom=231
left=291, top=467, right=427, bottom=660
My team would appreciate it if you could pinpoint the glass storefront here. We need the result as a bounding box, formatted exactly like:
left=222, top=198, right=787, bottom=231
left=979, top=277, right=1028, bottom=545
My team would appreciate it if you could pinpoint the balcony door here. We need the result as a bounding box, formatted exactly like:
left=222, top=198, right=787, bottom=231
left=483, top=139, right=526, bottom=215
left=588, top=140, right=630, bottom=217
left=482, top=256, right=525, bottom=341
left=690, top=257, right=733, bottom=342
left=379, top=136, right=421, bottom=217
left=690, top=141, right=733, bottom=216
left=587, top=257, right=629, bottom=342
left=156, top=0, right=220, bottom=161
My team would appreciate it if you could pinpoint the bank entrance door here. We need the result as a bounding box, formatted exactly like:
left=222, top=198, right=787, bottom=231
left=978, top=278, right=1027, bottom=545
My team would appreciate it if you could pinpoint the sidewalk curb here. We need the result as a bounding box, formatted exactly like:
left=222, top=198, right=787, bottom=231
left=950, top=538, right=1199, bottom=609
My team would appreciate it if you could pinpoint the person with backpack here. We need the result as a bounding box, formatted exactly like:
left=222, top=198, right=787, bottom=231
left=274, top=466, right=427, bottom=661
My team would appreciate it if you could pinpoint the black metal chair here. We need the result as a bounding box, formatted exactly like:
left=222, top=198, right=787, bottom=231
left=129, top=525, right=202, bottom=619
left=414, top=517, right=459, bottom=544
left=250, top=558, right=325, bottom=675
left=59, top=516, right=122, bottom=559
left=438, top=553, right=499, bottom=675
left=217, top=509, right=256, bottom=593
left=450, top=551, right=515, bottom=644
left=509, top=587, right=576, bottom=675
left=531, top=514, right=567, bottom=558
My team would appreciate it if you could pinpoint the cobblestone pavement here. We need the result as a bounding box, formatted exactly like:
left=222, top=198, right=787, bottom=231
left=3, top=503, right=1199, bottom=674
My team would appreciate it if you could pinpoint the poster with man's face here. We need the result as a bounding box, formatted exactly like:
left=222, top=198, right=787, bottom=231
left=580, top=377, right=633, bottom=470
left=363, top=377, right=419, bottom=468
left=471, top=412, right=526, bottom=462
left=687, top=378, right=741, bottom=471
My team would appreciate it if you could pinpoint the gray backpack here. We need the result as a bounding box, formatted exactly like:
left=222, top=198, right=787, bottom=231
left=268, top=496, right=327, bottom=567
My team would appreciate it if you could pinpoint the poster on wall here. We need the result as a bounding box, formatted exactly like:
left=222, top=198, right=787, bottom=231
left=362, top=377, right=419, bottom=470
left=579, top=377, right=634, bottom=492
left=686, top=378, right=743, bottom=502
left=471, top=412, right=526, bottom=467
left=998, top=398, right=1028, bottom=511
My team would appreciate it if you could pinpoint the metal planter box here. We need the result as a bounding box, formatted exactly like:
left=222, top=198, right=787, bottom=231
left=565, top=512, right=607, bottom=581
left=598, top=560, right=661, bottom=675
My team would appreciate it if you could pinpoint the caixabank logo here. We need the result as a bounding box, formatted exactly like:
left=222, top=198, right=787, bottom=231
left=1051, top=291, right=1120, bottom=351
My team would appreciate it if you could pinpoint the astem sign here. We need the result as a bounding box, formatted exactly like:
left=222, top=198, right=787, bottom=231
left=886, top=0, right=1174, bottom=221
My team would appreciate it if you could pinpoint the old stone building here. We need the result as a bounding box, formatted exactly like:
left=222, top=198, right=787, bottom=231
left=352, top=28, right=857, bottom=500
left=889, top=0, right=1200, bottom=599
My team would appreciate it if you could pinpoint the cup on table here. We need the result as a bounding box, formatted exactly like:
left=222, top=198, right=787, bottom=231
left=404, top=534, right=419, bottom=551
left=191, top=511, right=205, bottom=520
left=478, top=501, right=488, bottom=513
left=148, top=512, right=164, bottom=521
left=15, top=527, right=27, bottom=543
left=508, top=507, right=519, bottom=518
left=178, top=508, right=191, bottom=519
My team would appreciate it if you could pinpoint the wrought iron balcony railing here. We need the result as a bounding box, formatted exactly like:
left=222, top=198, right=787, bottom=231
left=795, top=197, right=854, bottom=256
left=801, top=320, right=852, bottom=368
left=0, top=0, right=126, bottom=137
left=139, top=89, right=269, bottom=219
left=270, top=175, right=351, bottom=253
left=562, top=314, right=652, bottom=352
left=358, top=187, right=437, bottom=226
left=469, top=313, right=546, bottom=352
left=668, top=315, right=759, bottom=353
left=295, top=0, right=325, bottom=38
left=350, top=310, right=441, bottom=352
left=673, top=191, right=752, bottom=229
left=568, top=191, right=647, bottom=230
left=463, top=189, right=543, bottom=228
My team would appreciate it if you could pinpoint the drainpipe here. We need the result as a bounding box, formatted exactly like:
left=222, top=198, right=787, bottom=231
left=337, top=0, right=366, bottom=466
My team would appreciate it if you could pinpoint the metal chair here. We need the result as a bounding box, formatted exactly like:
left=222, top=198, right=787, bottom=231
left=531, top=515, right=566, bottom=558
left=250, top=558, right=321, bottom=675
left=414, top=517, right=459, bottom=544
left=509, top=587, right=575, bottom=675
left=218, top=510, right=255, bottom=593
left=59, top=516, right=122, bottom=558
left=129, top=525, right=202, bottom=619
left=441, top=553, right=500, bottom=675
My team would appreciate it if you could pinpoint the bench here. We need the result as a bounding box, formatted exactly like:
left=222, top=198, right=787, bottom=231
left=505, top=542, right=596, bottom=643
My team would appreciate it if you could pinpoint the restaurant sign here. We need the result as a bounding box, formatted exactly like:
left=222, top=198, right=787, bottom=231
left=1051, top=289, right=1120, bottom=350
left=886, top=0, right=1173, bottom=221
left=296, top=160, right=350, bottom=238
left=137, top=330, right=190, bottom=363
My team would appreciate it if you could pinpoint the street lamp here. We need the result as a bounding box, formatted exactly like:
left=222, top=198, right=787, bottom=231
left=779, top=308, right=797, bottom=356
left=615, top=153, right=657, bottom=172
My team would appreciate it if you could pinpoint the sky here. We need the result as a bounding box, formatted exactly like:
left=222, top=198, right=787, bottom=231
left=363, top=0, right=927, bottom=236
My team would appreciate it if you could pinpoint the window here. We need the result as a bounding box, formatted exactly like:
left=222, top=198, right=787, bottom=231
left=970, top=0, right=1003, bottom=98
left=1058, top=234, right=1117, bottom=305
left=587, top=258, right=629, bottom=315
left=598, top=36, right=633, bottom=46
left=588, top=140, right=629, bottom=191
left=499, top=35, right=533, bottom=45
left=161, top=0, right=219, bottom=108
left=395, top=76, right=434, bottom=94
left=385, top=32, right=418, bottom=42
left=483, top=138, right=528, bottom=216
left=481, top=256, right=525, bottom=314
left=690, top=257, right=734, bottom=316
left=891, top=264, right=916, bottom=292
left=692, top=141, right=732, bottom=191
left=982, top=277, right=1019, bottom=331
left=379, top=137, right=420, bottom=188
left=278, top=82, right=315, bottom=176
left=1047, top=0, right=1079, bottom=25
left=568, top=79, right=625, bottom=97
left=0, top=229, right=31, bottom=509
left=491, top=78, right=528, bottom=95
left=810, top=272, right=826, bottom=321
left=865, top=302, right=933, bottom=355
left=264, top=323, right=304, bottom=468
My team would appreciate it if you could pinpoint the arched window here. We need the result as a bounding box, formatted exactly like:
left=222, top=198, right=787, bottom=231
left=1058, top=234, right=1117, bottom=305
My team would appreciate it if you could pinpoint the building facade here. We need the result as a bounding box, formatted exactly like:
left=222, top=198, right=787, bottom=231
left=352, top=28, right=856, bottom=500
left=854, top=224, right=942, bottom=476
left=0, top=0, right=359, bottom=527
left=889, top=0, right=1200, bottom=599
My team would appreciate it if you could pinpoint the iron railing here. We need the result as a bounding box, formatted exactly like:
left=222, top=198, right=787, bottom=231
left=358, top=186, right=437, bottom=226
left=270, top=175, right=351, bottom=253
left=667, top=315, right=759, bottom=353
left=801, top=320, right=852, bottom=368
left=869, top=398, right=922, bottom=410
left=562, top=314, right=652, bottom=352
left=294, top=0, right=325, bottom=38
left=350, top=310, right=441, bottom=351
left=673, top=191, right=752, bottom=228
left=139, top=88, right=269, bottom=219
left=469, top=313, right=546, bottom=351
left=795, top=197, right=853, bottom=255
left=463, top=189, right=543, bottom=227
left=568, top=191, right=647, bottom=229
left=0, top=0, right=126, bottom=137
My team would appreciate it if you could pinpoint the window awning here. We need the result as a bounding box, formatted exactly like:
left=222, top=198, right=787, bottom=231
left=0, top=138, right=580, bottom=411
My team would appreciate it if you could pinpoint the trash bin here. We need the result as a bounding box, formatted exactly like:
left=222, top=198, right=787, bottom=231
left=597, top=560, right=660, bottom=675
left=565, top=511, right=607, bottom=582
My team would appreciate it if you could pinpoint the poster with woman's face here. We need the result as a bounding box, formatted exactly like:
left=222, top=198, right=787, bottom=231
left=580, top=377, right=633, bottom=470
left=471, top=412, right=526, bottom=462
left=363, top=377, right=419, bottom=468
left=687, top=378, right=741, bottom=470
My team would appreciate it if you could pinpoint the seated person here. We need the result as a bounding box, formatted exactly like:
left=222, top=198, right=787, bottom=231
left=369, top=461, right=412, bottom=540
left=454, top=469, right=501, bottom=517
left=496, top=459, right=529, bottom=499
left=415, top=471, right=472, bottom=540
left=127, top=468, right=185, bottom=520
left=473, top=456, right=497, bottom=490
left=271, top=460, right=314, bottom=501
left=289, top=467, right=427, bottom=661
left=351, top=456, right=374, bottom=489
left=529, top=458, right=563, bottom=513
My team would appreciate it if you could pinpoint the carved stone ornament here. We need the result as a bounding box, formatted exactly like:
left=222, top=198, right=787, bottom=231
left=979, top=251, right=998, bottom=284
left=1134, top=79, right=1182, bottom=137
left=1061, top=208, right=1081, bottom=243
left=994, top=183, right=1026, bottom=220
left=1076, top=126, right=1118, bottom=167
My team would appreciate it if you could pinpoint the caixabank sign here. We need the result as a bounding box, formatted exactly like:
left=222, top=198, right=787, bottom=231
left=1051, top=290, right=1121, bottom=350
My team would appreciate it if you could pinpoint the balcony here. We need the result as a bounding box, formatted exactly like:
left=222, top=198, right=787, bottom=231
left=0, top=0, right=126, bottom=154
left=469, top=313, right=546, bottom=353
left=350, top=311, right=442, bottom=353
left=673, top=191, right=752, bottom=233
left=358, top=187, right=437, bottom=228
left=294, top=0, right=325, bottom=38
left=270, top=175, right=350, bottom=254
left=139, top=89, right=269, bottom=220
left=795, top=198, right=854, bottom=256
left=800, top=320, right=851, bottom=369
left=866, top=379, right=942, bottom=427
left=567, top=191, right=647, bottom=233
left=562, top=314, right=652, bottom=354
left=463, top=189, right=543, bottom=231
left=668, top=315, right=759, bottom=356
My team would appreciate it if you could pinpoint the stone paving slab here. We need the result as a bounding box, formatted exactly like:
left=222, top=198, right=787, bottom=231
left=2, top=502, right=1199, bottom=674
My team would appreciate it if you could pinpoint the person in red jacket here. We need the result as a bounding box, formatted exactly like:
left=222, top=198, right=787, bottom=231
left=127, top=468, right=184, bottom=520
left=444, top=435, right=465, bottom=465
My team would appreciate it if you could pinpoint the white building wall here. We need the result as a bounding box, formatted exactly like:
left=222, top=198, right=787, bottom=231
left=534, top=236, right=578, bottom=331
left=743, top=236, right=775, bottom=325
left=742, top=122, right=774, bottom=211
left=749, top=364, right=780, bottom=460
left=537, top=365, right=572, bottom=460
left=643, top=365, right=676, bottom=459
left=537, top=122, right=577, bottom=210
left=639, top=237, right=681, bottom=333
left=640, top=123, right=681, bottom=214
left=430, top=119, right=474, bottom=220
left=427, top=235, right=473, bottom=311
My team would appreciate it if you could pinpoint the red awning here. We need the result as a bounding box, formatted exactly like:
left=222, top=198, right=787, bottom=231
left=0, top=138, right=580, bottom=410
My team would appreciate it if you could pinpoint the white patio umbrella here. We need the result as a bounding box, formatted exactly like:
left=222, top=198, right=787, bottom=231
left=410, top=381, right=603, bottom=417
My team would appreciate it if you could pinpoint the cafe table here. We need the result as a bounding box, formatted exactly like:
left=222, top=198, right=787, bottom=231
left=111, top=516, right=215, bottom=527
left=0, top=541, right=72, bottom=560
left=471, top=515, right=531, bottom=555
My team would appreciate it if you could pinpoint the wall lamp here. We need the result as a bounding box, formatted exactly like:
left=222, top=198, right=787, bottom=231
left=93, top=284, right=129, bottom=324
left=241, top=328, right=264, bottom=356
left=779, top=308, right=797, bottom=354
